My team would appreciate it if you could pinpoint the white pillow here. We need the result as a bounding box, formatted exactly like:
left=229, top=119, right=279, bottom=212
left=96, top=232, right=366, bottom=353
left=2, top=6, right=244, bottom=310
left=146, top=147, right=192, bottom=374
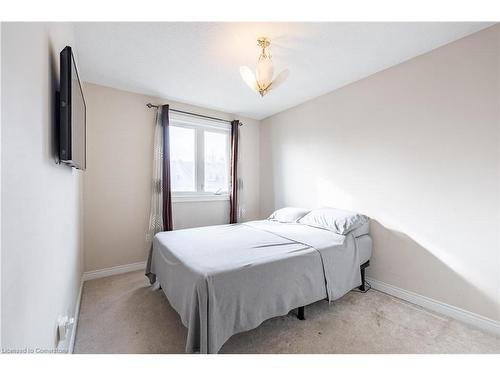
left=268, top=207, right=311, bottom=223
left=298, top=207, right=368, bottom=235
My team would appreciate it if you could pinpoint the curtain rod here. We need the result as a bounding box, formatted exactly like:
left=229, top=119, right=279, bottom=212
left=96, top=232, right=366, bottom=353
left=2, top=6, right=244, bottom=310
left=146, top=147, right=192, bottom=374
left=146, top=103, right=243, bottom=126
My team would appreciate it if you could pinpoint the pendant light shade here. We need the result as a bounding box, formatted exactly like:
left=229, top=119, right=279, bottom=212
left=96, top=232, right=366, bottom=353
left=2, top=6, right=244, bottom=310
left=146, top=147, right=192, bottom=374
left=240, top=37, right=289, bottom=97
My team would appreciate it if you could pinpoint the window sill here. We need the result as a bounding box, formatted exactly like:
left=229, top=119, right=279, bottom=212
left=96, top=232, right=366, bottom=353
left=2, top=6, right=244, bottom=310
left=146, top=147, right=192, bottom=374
left=172, top=194, right=230, bottom=203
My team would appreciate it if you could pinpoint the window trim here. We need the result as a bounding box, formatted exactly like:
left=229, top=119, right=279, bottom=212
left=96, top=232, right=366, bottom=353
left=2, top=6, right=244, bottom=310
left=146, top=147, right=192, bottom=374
left=172, top=193, right=230, bottom=203
left=170, top=113, right=231, bottom=201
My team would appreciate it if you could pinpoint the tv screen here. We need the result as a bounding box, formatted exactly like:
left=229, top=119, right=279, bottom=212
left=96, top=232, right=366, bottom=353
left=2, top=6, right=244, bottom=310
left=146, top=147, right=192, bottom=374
left=59, top=46, right=86, bottom=170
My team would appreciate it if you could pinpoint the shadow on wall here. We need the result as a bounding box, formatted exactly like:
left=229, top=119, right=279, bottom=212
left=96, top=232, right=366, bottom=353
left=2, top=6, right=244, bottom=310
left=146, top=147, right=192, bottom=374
left=368, top=220, right=499, bottom=321
left=48, top=40, right=61, bottom=164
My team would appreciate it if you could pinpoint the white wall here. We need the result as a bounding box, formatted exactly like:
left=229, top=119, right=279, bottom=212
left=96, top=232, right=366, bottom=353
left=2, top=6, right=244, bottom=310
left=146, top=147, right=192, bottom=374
left=83, top=83, right=260, bottom=272
left=1, top=23, right=84, bottom=351
left=0, top=22, right=3, bottom=349
left=260, top=26, right=500, bottom=321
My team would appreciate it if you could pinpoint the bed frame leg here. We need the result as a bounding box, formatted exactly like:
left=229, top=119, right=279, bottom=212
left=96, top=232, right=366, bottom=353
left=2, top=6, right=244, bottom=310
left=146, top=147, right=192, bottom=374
left=359, top=261, right=370, bottom=291
left=359, top=268, right=366, bottom=291
left=297, top=306, right=305, bottom=320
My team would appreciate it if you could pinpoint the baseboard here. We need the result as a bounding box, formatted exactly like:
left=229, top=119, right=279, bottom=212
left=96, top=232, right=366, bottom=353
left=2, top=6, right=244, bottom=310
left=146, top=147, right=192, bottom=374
left=68, top=278, right=84, bottom=354
left=82, top=261, right=147, bottom=281
left=367, top=277, right=500, bottom=337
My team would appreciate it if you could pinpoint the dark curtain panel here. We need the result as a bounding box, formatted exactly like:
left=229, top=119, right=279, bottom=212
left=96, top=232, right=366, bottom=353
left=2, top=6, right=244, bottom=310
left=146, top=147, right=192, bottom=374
left=229, top=120, right=240, bottom=224
left=161, top=104, right=173, bottom=231
left=146, top=104, right=173, bottom=284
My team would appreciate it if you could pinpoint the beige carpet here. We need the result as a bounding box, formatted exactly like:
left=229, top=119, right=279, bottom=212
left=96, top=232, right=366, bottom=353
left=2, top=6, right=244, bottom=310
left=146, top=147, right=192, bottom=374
left=74, top=270, right=499, bottom=354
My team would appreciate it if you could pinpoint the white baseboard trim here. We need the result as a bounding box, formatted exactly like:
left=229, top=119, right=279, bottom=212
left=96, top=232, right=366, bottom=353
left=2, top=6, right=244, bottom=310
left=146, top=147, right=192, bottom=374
left=83, top=261, right=147, bottom=281
left=367, top=277, right=500, bottom=337
left=68, top=278, right=84, bottom=354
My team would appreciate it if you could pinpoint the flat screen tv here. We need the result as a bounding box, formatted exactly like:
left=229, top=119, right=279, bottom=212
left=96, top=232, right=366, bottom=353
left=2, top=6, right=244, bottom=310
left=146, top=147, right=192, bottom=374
left=59, top=46, right=86, bottom=170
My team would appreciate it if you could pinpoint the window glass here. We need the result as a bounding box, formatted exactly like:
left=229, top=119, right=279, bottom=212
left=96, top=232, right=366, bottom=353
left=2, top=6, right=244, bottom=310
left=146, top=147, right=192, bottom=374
left=170, top=126, right=195, bottom=192
left=204, top=131, right=229, bottom=193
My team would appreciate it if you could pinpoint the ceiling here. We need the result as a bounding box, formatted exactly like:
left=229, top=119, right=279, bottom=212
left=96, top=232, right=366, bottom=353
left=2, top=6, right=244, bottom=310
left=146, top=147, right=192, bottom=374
left=74, top=22, right=493, bottom=120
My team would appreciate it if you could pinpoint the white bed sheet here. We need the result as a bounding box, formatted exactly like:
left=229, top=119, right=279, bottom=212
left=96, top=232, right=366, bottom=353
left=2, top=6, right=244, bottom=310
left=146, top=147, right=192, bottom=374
left=148, top=220, right=372, bottom=353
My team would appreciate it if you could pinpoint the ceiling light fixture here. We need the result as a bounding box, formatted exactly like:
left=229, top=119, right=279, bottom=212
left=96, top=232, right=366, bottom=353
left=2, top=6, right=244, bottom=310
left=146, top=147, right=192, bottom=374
left=240, top=37, right=289, bottom=97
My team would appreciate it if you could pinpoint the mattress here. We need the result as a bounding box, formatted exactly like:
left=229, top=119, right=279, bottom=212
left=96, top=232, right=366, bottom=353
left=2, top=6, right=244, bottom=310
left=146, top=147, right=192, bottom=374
left=147, top=220, right=371, bottom=353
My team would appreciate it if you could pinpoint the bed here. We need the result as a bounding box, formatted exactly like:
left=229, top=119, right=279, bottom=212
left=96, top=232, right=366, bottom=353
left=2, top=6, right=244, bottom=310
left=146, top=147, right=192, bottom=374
left=146, top=208, right=372, bottom=354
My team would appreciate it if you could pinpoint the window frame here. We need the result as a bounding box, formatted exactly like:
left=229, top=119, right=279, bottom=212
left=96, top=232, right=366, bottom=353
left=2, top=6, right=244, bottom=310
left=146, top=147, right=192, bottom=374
left=169, top=113, right=231, bottom=203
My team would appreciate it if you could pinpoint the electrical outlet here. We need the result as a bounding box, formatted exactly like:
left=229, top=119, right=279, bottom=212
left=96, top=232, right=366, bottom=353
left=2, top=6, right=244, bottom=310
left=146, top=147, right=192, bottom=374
left=57, top=315, right=75, bottom=343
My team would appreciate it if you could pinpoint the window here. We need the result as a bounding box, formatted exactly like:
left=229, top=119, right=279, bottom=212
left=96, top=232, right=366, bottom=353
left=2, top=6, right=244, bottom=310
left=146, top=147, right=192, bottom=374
left=169, top=113, right=231, bottom=201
